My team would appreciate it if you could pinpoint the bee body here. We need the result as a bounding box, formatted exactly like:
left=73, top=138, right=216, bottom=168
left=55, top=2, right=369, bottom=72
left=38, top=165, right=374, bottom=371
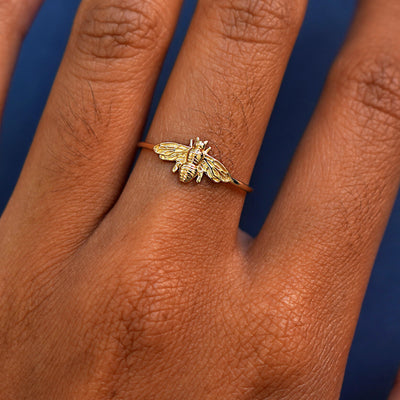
left=153, top=137, right=232, bottom=186
left=180, top=162, right=198, bottom=182
left=187, top=148, right=203, bottom=165
left=178, top=148, right=204, bottom=182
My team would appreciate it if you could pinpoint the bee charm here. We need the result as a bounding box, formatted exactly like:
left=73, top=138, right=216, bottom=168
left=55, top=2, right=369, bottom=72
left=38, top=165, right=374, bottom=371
left=153, top=137, right=232, bottom=185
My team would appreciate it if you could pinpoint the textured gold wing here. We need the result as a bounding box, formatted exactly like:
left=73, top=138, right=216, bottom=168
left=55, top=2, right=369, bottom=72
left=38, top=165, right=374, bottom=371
left=200, top=154, right=232, bottom=183
left=153, top=142, right=190, bottom=162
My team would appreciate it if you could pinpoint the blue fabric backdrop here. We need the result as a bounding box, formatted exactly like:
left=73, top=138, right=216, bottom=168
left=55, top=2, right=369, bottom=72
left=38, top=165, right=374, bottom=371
left=1, top=0, right=399, bottom=398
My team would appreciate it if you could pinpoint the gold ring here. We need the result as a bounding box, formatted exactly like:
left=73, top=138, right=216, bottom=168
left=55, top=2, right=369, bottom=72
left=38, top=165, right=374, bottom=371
left=138, top=137, right=252, bottom=193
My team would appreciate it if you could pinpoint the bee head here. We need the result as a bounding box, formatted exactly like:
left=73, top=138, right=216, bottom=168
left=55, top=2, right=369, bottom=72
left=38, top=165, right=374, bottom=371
left=194, top=137, right=208, bottom=149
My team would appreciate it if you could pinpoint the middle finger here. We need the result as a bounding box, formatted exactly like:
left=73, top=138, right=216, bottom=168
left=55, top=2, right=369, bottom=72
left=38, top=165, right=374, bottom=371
left=114, top=0, right=308, bottom=250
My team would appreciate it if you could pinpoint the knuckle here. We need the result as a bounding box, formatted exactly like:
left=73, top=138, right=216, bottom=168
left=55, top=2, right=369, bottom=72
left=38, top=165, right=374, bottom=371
left=75, top=0, right=166, bottom=61
left=246, top=279, right=320, bottom=361
left=203, top=0, right=304, bottom=46
left=244, top=277, right=351, bottom=398
left=100, top=266, right=188, bottom=368
left=230, top=292, right=317, bottom=398
left=331, top=50, right=400, bottom=151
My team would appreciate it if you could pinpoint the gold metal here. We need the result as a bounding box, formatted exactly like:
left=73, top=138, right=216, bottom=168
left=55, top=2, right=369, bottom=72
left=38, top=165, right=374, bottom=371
left=138, top=138, right=252, bottom=192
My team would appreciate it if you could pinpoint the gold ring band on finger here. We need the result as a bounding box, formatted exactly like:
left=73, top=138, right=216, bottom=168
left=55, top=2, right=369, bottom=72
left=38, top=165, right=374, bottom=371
left=137, top=137, right=253, bottom=193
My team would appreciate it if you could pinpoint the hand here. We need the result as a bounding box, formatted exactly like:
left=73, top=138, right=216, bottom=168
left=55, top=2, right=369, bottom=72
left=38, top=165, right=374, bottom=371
left=1, top=0, right=399, bottom=399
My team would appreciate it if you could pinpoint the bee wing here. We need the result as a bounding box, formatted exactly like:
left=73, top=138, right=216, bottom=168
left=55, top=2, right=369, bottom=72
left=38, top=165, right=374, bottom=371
left=200, top=154, right=232, bottom=183
left=153, top=142, right=190, bottom=163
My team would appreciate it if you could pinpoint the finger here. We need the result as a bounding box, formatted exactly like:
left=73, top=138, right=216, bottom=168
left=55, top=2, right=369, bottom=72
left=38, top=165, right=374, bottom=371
left=252, top=0, right=400, bottom=391
left=113, top=0, right=308, bottom=251
left=3, top=0, right=183, bottom=248
left=0, top=0, right=43, bottom=117
left=389, top=369, right=400, bottom=400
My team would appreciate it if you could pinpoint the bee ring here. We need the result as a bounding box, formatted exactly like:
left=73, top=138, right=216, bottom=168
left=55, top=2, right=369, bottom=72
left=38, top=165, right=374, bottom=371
left=137, top=137, right=252, bottom=193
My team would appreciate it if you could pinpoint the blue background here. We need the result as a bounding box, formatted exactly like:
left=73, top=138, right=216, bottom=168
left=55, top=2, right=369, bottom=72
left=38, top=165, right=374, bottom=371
left=1, top=0, right=399, bottom=398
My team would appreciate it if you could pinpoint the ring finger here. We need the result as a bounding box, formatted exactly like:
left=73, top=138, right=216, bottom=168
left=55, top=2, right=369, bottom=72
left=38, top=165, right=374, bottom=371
left=113, top=0, right=308, bottom=252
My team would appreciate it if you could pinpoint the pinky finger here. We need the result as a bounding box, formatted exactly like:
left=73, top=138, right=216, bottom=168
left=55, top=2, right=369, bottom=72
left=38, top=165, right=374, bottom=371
left=0, top=0, right=43, bottom=117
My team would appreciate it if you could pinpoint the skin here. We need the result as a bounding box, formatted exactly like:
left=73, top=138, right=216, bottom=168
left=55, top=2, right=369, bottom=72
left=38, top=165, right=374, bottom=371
left=0, top=0, right=399, bottom=398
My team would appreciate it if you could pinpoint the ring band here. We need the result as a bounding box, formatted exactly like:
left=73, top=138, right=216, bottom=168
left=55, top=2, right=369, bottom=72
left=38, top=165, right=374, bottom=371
left=138, top=138, right=252, bottom=193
